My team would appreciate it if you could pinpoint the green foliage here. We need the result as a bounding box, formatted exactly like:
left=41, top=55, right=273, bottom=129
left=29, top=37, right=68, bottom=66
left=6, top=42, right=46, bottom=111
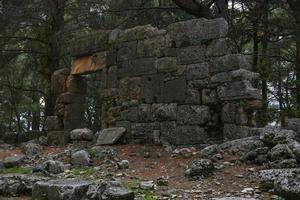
left=0, top=167, right=32, bottom=174
left=69, top=167, right=95, bottom=177
left=141, top=191, right=157, bottom=200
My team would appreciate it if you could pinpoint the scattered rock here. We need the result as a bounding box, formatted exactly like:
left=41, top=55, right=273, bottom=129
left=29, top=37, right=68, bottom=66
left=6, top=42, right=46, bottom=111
left=103, top=182, right=135, bottom=200
left=200, top=144, right=220, bottom=158
left=118, top=160, right=130, bottom=170
left=96, top=127, right=126, bottom=145
left=70, top=128, right=93, bottom=141
left=185, top=159, right=215, bottom=178
left=260, top=126, right=295, bottom=147
left=43, top=160, right=65, bottom=174
left=71, top=150, right=90, bottom=167
left=21, top=142, right=42, bottom=157
left=268, top=144, right=295, bottom=162
left=90, top=146, right=117, bottom=160
left=140, top=181, right=155, bottom=190
left=3, top=155, right=25, bottom=168
left=157, top=176, right=169, bottom=186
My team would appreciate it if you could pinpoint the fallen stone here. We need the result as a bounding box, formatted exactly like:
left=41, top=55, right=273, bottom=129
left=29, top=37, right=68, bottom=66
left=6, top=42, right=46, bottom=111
left=268, top=144, right=295, bottom=161
left=96, top=127, right=126, bottom=145
left=21, top=142, right=42, bottom=157
left=70, top=128, right=93, bottom=141
left=185, top=159, right=215, bottom=178
left=3, top=155, right=25, bottom=168
left=71, top=150, right=90, bottom=167
left=117, top=160, right=130, bottom=170
left=260, top=126, right=296, bottom=147
left=260, top=168, right=300, bottom=199
left=140, top=181, right=155, bottom=190
left=90, top=146, right=117, bottom=160
left=43, top=160, right=65, bottom=174
left=32, top=179, right=92, bottom=200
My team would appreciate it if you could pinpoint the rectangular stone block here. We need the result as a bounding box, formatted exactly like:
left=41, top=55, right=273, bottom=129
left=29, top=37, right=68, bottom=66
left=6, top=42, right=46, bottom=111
left=175, top=126, right=208, bottom=145
left=152, top=103, right=177, bottom=121
left=117, top=41, right=137, bottom=61
left=51, top=68, right=70, bottom=95
left=186, top=62, right=209, bottom=80
left=201, top=89, right=217, bottom=105
left=141, top=74, right=164, bottom=103
left=177, top=46, right=206, bottom=65
left=168, top=18, right=228, bottom=45
left=46, top=131, right=69, bottom=146
left=63, top=104, right=85, bottom=131
left=138, top=104, right=152, bottom=122
left=118, top=58, right=157, bottom=77
left=177, top=105, right=211, bottom=125
left=159, top=77, right=187, bottom=103
left=137, top=35, right=168, bottom=57
left=211, top=72, right=232, bottom=83
left=56, top=92, right=85, bottom=105
left=185, top=88, right=201, bottom=104
left=161, top=121, right=177, bottom=145
left=210, top=54, right=252, bottom=74
left=131, top=122, right=160, bottom=143
left=118, top=77, right=141, bottom=101
left=157, top=57, right=177, bottom=73
left=106, top=65, right=118, bottom=88
left=120, top=107, right=139, bottom=122
left=217, top=80, right=261, bottom=101
left=223, top=124, right=252, bottom=142
left=222, top=103, right=248, bottom=125
left=66, top=75, right=87, bottom=94
left=206, top=38, right=237, bottom=57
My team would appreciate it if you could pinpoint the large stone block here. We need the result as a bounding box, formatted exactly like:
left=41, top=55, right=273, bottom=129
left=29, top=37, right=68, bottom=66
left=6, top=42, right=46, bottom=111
left=223, top=124, right=253, bottom=141
left=186, top=62, right=210, bottom=80
left=141, top=74, right=164, bottom=103
left=109, top=24, right=166, bottom=43
left=175, top=126, right=208, bottom=145
left=131, top=122, right=160, bottom=143
left=177, top=46, right=206, bottom=65
left=156, top=57, right=177, bottom=73
left=217, top=80, right=261, bottom=101
left=64, top=104, right=85, bottom=131
left=106, top=65, right=118, bottom=89
left=137, top=35, right=169, bottom=57
left=118, top=77, right=141, bottom=101
left=206, top=38, right=237, bottom=57
left=210, top=54, right=251, bottom=74
left=161, top=121, right=177, bottom=145
left=56, top=92, right=85, bottom=105
left=118, top=58, right=157, bottom=78
left=185, top=88, right=201, bottom=104
left=71, top=52, right=107, bottom=75
left=168, top=18, right=228, bottom=45
left=222, top=103, right=248, bottom=125
left=159, top=77, right=187, bottom=103
left=120, top=107, right=139, bottom=122
left=177, top=105, right=210, bottom=125
left=117, top=41, right=137, bottom=61
left=138, top=104, right=152, bottom=122
left=66, top=75, right=87, bottom=94
left=152, top=103, right=177, bottom=121
left=51, top=68, right=70, bottom=95
left=201, top=89, right=217, bottom=105
left=211, top=72, right=232, bottom=83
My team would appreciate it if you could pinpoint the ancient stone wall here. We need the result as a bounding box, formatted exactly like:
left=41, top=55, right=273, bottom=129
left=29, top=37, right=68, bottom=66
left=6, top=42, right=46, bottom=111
left=46, top=18, right=262, bottom=146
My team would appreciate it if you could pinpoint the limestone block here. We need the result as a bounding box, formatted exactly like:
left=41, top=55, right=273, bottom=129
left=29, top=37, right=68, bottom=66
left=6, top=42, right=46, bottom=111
left=117, top=41, right=137, bottom=61
left=138, top=104, right=152, bottom=122
left=186, top=62, right=210, bottom=80
left=118, top=58, right=157, bottom=78
left=63, top=104, right=85, bottom=131
left=223, top=124, right=253, bottom=141
left=210, top=54, right=252, bottom=74
left=131, top=122, right=160, bottom=143
left=177, top=105, right=211, bottom=125
left=159, top=77, right=187, bottom=103
left=211, top=72, right=232, bottom=83
left=106, top=65, right=118, bottom=89
left=201, top=89, right=217, bottom=105
left=152, top=103, right=177, bottom=121
left=56, top=92, right=85, bottom=105
left=161, top=121, right=177, bottom=145
left=141, top=74, right=164, bottom=103
left=137, top=35, right=169, bottom=57
left=222, top=103, right=248, bottom=125
left=71, top=52, right=107, bottom=75
left=118, top=77, right=141, bottom=101
left=217, top=80, right=261, bottom=101
left=121, top=107, right=139, bottom=122
left=177, top=46, right=206, bottom=65
left=185, top=88, right=201, bottom=104
left=175, top=126, right=208, bottom=145
left=109, top=24, right=166, bottom=44
left=156, top=57, right=177, bottom=73
left=51, top=68, right=70, bottom=95
left=206, top=38, right=237, bottom=57
left=168, top=18, right=228, bottom=45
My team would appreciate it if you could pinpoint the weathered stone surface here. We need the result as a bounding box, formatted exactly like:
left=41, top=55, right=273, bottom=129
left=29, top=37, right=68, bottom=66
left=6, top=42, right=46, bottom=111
left=185, top=159, right=215, bottom=178
left=137, top=35, right=169, bottom=57
left=160, top=121, right=177, bottom=145
left=175, top=126, right=208, bottom=145
left=260, top=168, right=300, bottom=199
left=222, top=103, right=248, bottom=125
left=43, top=160, right=65, bottom=174
left=156, top=57, right=177, bottom=73
left=21, top=142, right=42, bottom=157
left=223, top=124, right=253, bottom=141
left=213, top=198, right=256, bottom=200
left=217, top=80, right=261, bottom=101
left=96, top=127, right=126, bottom=145
left=90, top=146, right=117, bottom=160
left=141, top=74, right=164, bottom=103
left=211, top=72, right=232, bottom=83
left=63, top=103, right=85, bottom=131
left=131, top=122, right=160, bottom=143
left=177, top=46, right=206, bottom=64
left=71, top=52, right=107, bottom=75
left=118, top=77, right=141, bottom=101
left=70, top=128, right=93, bottom=141
left=66, top=75, right=87, bottom=94
left=109, top=24, right=166, bottom=43
left=44, top=116, right=63, bottom=131
left=168, top=18, right=228, bottom=44
left=138, top=104, right=152, bottom=122
left=268, top=144, right=295, bottom=161
left=231, top=69, right=260, bottom=81
left=186, top=62, right=209, bottom=80
left=3, top=155, right=25, bottom=168
left=56, top=92, right=85, bottom=104
left=285, top=118, right=300, bottom=140
left=71, top=150, right=90, bottom=167
left=32, top=179, right=92, bottom=200
left=201, top=89, right=217, bottom=105
left=177, top=105, right=210, bottom=125
left=51, top=68, right=70, bottom=95
left=159, top=77, right=187, bottom=103
left=186, top=88, right=201, bottom=104
left=119, top=58, right=157, bottom=78
left=152, top=103, right=177, bottom=121
left=206, top=38, right=237, bottom=57
left=117, top=41, right=137, bottom=61
left=210, top=54, right=251, bottom=73
left=260, top=126, right=296, bottom=147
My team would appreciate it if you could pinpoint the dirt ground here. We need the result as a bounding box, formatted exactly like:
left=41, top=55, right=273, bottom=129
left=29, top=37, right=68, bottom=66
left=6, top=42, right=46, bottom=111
left=0, top=144, right=273, bottom=200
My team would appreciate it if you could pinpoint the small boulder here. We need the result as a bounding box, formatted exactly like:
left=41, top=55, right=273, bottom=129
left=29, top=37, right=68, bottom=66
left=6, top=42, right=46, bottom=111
left=71, top=150, right=90, bottom=167
left=96, top=127, right=126, bottom=145
left=21, top=142, right=43, bottom=157
left=118, top=160, right=130, bottom=170
left=185, top=159, right=215, bottom=178
left=3, top=155, right=25, bottom=168
left=260, top=126, right=295, bottom=147
left=200, top=144, right=220, bottom=158
left=140, top=181, right=155, bottom=190
left=43, top=160, right=65, bottom=174
left=90, top=146, right=117, bottom=160
left=268, top=144, right=295, bottom=162
left=70, top=128, right=93, bottom=141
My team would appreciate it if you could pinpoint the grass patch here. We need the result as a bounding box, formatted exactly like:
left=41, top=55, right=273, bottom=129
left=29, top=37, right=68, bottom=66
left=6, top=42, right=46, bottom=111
left=69, top=167, right=95, bottom=176
left=123, top=180, right=140, bottom=191
left=141, top=191, right=157, bottom=200
left=0, top=166, right=32, bottom=174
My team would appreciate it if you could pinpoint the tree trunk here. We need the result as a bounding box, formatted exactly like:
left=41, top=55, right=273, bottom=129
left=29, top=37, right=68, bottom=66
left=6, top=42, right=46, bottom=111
left=44, top=0, right=66, bottom=117
left=215, top=0, right=229, bottom=21
left=296, top=25, right=300, bottom=114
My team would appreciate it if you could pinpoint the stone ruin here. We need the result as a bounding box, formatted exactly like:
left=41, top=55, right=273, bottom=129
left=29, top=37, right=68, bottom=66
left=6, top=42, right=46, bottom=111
left=45, top=18, right=262, bottom=146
